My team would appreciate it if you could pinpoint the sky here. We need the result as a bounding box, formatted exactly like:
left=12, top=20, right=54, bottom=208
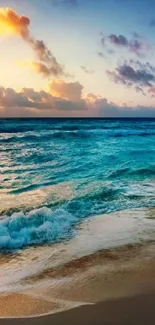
left=1, top=0, right=155, bottom=116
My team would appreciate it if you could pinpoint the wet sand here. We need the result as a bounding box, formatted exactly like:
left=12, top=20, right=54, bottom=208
left=0, top=293, right=60, bottom=317
left=0, top=292, right=155, bottom=325
left=0, top=241, right=155, bottom=323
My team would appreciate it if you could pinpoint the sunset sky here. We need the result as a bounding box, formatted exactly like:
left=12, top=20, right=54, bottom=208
left=1, top=0, right=155, bottom=117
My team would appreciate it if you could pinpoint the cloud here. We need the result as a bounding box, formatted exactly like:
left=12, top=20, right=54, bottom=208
left=96, top=99, right=155, bottom=117
left=1, top=85, right=155, bottom=117
left=48, top=80, right=83, bottom=101
left=86, top=93, right=98, bottom=100
left=30, top=61, right=52, bottom=77
left=0, top=7, right=30, bottom=38
left=107, top=61, right=155, bottom=93
left=135, top=86, right=146, bottom=96
left=0, top=84, right=86, bottom=117
left=30, top=61, right=64, bottom=78
left=109, top=34, right=128, bottom=46
left=148, top=87, right=155, bottom=97
left=0, top=7, right=66, bottom=77
left=0, top=87, right=54, bottom=110
left=101, top=33, right=150, bottom=57
left=81, top=66, right=94, bottom=74
left=86, top=95, right=155, bottom=117
left=117, top=64, right=154, bottom=86
left=129, top=59, right=155, bottom=73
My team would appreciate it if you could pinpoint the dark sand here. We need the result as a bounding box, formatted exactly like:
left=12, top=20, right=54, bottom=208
left=1, top=292, right=155, bottom=325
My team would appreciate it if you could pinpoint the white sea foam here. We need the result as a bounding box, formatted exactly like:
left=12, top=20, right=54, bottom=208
left=0, top=208, right=155, bottom=294
left=0, top=207, right=77, bottom=250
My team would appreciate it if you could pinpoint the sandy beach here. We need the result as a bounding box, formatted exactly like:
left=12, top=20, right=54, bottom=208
left=1, top=292, right=155, bottom=325
left=0, top=240, right=155, bottom=324
left=0, top=210, right=155, bottom=323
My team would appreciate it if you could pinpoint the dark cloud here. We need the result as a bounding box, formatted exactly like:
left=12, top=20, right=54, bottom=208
left=0, top=85, right=86, bottom=117
left=101, top=32, right=150, bottom=57
left=129, top=39, right=148, bottom=56
left=81, top=66, right=94, bottom=74
left=107, top=61, right=155, bottom=94
left=109, top=34, right=128, bottom=46
left=135, top=86, right=146, bottom=96
left=94, top=98, right=155, bottom=118
left=129, top=60, right=155, bottom=73
left=0, top=87, right=54, bottom=110
left=117, top=64, right=155, bottom=86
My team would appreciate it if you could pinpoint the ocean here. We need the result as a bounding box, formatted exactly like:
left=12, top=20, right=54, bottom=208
left=0, top=118, right=155, bottom=293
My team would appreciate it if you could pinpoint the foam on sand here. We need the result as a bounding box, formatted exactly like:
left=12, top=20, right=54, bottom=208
left=0, top=207, right=155, bottom=295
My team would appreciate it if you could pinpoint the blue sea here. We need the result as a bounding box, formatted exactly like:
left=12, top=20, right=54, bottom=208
left=0, top=118, right=155, bottom=292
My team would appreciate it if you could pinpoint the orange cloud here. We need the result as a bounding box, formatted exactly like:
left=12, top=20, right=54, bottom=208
left=31, top=61, right=64, bottom=77
left=49, top=80, right=83, bottom=101
left=0, top=8, right=30, bottom=38
left=86, top=93, right=99, bottom=102
left=0, top=7, right=65, bottom=77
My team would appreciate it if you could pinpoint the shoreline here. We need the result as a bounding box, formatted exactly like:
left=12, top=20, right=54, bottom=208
left=0, top=240, right=155, bottom=318
left=1, top=292, right=155, bottom=325
left=0, top=210, right=155, bottom=320
left=1, top=207, right=155, bottom=296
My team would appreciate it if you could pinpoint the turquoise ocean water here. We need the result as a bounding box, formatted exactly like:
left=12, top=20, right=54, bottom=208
left=0, top=118, right=155, bottom=292
left=0, top=118, right=155, bottom=250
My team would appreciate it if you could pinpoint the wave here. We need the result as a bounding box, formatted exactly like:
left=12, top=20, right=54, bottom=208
left=108, top=167, right=131, bottom=178
left=0, top=208, right=77, bottom=251
left=113, top=131, right=155, bottom=137
left=129, top=166, right=155, bottom=177
left=108, top=165, right=155, bottom=179
left=0, top=130, right=91, bottom=144
left=1, top=129, right=155, bottom=145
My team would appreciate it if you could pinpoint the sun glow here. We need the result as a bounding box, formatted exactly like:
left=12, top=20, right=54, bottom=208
left=0, top=8, right=30, bottom=37
left=0, top=8, right=18, bottom=36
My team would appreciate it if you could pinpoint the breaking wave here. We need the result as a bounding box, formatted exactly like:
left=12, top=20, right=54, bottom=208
left=0, top=208, right=77, bottom=250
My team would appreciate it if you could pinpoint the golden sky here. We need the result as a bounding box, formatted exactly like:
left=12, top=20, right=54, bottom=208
left=1, top=1, right=155, bottom=117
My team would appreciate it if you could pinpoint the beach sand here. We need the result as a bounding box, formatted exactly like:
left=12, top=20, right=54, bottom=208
left=0, top=241, right=155, bottom=324
left=0, top=292, right=155, bottom=325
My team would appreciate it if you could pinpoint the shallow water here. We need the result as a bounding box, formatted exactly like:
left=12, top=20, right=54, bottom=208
left=0, top=118, right=155, bottom=292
